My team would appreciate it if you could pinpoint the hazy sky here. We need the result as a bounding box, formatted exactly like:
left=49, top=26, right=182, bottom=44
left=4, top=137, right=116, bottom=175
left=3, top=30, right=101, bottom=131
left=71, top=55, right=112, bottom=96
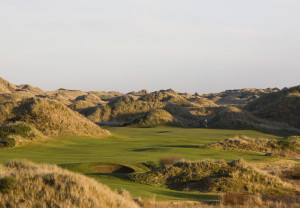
left=1, top=0, right=299, bottom=93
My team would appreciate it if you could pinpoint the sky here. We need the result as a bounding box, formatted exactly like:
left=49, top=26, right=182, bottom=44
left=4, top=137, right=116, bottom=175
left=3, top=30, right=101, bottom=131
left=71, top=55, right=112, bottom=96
left=0, top=0, right=300, bottom=94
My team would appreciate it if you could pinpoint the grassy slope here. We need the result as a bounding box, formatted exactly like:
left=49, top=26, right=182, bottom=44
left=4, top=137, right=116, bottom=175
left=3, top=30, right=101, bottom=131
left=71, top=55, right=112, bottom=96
left=0, top=127, right=296, bottom=201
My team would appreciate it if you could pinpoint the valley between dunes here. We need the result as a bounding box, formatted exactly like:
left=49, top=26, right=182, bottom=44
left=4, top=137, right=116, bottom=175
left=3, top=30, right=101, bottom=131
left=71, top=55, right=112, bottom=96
left=1, top=78, right=300, bottom=207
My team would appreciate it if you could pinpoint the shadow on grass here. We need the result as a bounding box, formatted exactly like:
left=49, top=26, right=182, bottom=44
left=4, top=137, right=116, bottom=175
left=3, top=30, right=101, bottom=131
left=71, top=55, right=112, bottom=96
left=85, top=172, right=131, bottom=180
left=132, top=147, right=161, bottom=152
left=86, top=173, right=219, bottom=203
left=154, top=189, right=219, bottom=202
left=222, top=127, right=300, bottom=137
left=160, top=145, right=199, bottom=148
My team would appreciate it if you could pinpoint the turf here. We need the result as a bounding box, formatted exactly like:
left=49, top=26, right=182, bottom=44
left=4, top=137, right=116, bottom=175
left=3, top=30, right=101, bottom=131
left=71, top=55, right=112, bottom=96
left=0, top=126, right=295, bottom=201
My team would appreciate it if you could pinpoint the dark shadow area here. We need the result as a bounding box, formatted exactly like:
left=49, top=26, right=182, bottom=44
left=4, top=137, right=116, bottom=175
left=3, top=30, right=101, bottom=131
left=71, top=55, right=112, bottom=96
left=132, top=147, right=161, bottom=152
left=160, top=145, right=199, bottom=148
left=85, top=172, right=131, bottom=180
left=91, top=165, right=134, bottom=174
left=154, top=189, right=219, bottom=202
left=208, top=127, right=300, bottom=138
left=253, top=128, right=300, bottom=137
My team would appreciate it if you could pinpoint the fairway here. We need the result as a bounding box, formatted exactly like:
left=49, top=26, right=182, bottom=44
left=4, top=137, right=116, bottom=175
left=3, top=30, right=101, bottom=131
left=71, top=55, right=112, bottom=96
left=0, top=127, right=295, bottom=201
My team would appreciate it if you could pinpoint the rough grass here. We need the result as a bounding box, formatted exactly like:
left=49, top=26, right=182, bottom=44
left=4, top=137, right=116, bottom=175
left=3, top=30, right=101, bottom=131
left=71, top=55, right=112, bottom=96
left=0, top=98, right=110, bottom=137
left=0, top=122, right=44, bottom=148
left=82, top=95, right=165, bottom=124
left=159, top=156, right=184, bottom=166
left=221, top=192, right=300, bottom=208
left=130, top=159, right=294, bottom=194
left=246, top=85, right=300, bottom=129
left=0, top=77, right=16, bottom=94
left=0, top=123, right=33, bottom=139
left=137, top=109, right=175, bottom=127
left=0, top=160, right=139, bottom=208
left=200, top=135, right=300, bottom=157
left=68, top=100, right=97, bottom=111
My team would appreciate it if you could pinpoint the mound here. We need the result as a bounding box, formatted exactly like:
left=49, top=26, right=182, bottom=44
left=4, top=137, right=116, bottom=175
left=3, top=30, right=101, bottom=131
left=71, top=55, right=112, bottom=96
left=0, top=98, right=110, bottom=137
left=208, top=107, right=259, bottom=128
left=69, top=100, right=98, bottom=111
left=16, top=84, right=43, bottom=95
left=137, top=109, right=175, bottom=126
left=82, top=95, right=165, bottom=125
left=190, top=97, right=218, bottom=107
left=0, top=160, right=138, bottom=208
left=75, top=93, right=103, bottom=104
left=245, top=85, right=300, bottom=129
left=130, top=159, right=293, bottom=194
left=200, top=136, right=300, bottom=156
left=0, top=77, right=16, bottom=94
left=89, top=91, right=123, bottom=101
left=202, top=88, right=279, bottom=105
left=0, top=92, right=32, bottom=103
left=128, top=89, right=150, bottom=96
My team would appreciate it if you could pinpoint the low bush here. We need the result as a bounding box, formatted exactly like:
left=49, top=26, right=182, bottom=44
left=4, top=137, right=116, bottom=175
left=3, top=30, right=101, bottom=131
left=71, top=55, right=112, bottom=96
left=0, top=177, right=16, bottom=194
left=141, top=161, right=157, bottom=170
left=0, top=138, right=16, bottom=148
left=0, top=123, right=31, bottom=138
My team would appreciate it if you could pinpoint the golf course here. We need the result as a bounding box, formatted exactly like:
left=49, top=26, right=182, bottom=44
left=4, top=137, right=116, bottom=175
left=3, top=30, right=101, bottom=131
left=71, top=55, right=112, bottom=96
left=0, top=126, right=297, bottom=202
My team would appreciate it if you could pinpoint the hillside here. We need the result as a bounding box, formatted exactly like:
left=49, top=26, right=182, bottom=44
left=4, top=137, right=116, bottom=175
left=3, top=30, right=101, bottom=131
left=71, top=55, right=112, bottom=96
left=202, top=88, right=279, bottom=105
left=0, top=160, right=138, bottom=208
left=80, top=92, right=295, bottom=130
left=0, top=97, right=109, bottom=137
left=130, top=159, right=293, bottom=194
left=245, top=85, right=300, bottom=129
left=0, top=78, right=16, bottom=94
left=1, top=77, right=299, bottom=131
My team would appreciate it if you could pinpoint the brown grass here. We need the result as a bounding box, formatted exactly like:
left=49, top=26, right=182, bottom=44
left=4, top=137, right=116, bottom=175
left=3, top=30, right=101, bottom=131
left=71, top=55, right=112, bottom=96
left=138, top=109, right=175, bottom=126
left=0, top=160, right=139, bottom=208
left=246, top=85, right=300, bottom=129
left=131, top=159, right=294, bottom=194
left=200, top=135, right=300, bottom=158
left=159, top=156, right=184, bottom=166
left=221, top=192, right=300, bottom=208
left=0, top=98, right=110, bottom=137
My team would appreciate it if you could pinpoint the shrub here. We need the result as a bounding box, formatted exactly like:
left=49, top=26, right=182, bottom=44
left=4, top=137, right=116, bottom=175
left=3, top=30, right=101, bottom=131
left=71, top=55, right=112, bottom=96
left=0, top=177, right=16, bottom=194
left=0, top=138, right=16, bottom=148
left=278, top=140, right=297, bottom=151
left=0, top=123, right=31, bottom=138
left=141, top=161, right=157, bottom=170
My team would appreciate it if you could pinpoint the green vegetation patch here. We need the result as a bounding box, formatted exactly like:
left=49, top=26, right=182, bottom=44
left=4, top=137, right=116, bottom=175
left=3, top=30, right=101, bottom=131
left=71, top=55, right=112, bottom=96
left=130, top=159, right=293, bottom=194
left=0, top=176, right=16, bottom=194
left=0, top=123, right=32, bottom=139
left=199, top=135, right=300, bottom=156
left=0, top=123, right=34, bottom=148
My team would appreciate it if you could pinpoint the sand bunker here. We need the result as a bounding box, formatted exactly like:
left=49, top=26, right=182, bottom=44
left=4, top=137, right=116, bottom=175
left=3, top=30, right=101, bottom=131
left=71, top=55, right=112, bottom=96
left=91, top=165, right=134, bottom=174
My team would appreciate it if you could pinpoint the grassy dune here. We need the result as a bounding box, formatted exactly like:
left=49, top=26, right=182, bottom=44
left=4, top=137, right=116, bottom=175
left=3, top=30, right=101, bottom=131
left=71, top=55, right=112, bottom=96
left=0, top=160, right=138, bottom=208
